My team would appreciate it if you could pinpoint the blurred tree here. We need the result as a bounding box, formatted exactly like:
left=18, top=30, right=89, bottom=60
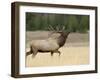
left=26, top=12, right=89, bottom=33
left=78, top=16, right=89, bottom=33
left=67, top=15, right=78, bottom=32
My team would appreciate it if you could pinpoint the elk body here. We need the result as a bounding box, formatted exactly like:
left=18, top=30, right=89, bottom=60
left=26, top=26, right=70, bottom=57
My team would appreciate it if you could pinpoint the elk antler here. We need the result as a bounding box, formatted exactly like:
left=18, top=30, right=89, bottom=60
left=48, top=25, right=67, bottom=37
left=56, top=25, right=60, bottom=31
left=48, top=25, right=55, bottom=37
left=55, top=25, right=65, bottom=32
left=48, top=25, right=55, bottom=31
left=62, top=25, right=65, bottom=31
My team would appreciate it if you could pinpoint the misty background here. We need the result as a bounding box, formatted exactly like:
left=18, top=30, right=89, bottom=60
left=26, top=12, right=89, bottom=33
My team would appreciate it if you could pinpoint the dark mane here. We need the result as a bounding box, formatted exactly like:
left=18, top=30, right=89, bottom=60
left=57, top=32, right=70, bottom=47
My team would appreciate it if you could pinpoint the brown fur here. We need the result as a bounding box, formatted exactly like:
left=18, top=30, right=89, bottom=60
left=26, top=31, right=70, bottom=57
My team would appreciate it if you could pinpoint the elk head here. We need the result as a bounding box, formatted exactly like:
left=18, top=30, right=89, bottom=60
left=48, top=25, right=70, bottom=47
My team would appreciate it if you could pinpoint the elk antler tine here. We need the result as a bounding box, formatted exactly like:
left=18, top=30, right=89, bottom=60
left=48, top=25, right=51, bottom=31
left=51, top=25, right=55, bottom=31
left=56, top=25, right=59, bottom=31
left=59, top=25, right=61, bottom=31
left=49, top=25, right=55, bottom=31
left=62, top=26, right=65, bottom=30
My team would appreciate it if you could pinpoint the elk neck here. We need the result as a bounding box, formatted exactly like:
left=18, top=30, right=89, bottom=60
left=57, top=32, right=70, bottom=47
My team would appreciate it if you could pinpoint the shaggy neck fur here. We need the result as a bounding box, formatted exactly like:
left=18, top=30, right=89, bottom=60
left=57, top=32, right=70, bottom=47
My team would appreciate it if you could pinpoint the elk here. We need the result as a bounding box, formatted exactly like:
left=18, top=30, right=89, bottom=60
left=26, top=25, right=70, bottom=57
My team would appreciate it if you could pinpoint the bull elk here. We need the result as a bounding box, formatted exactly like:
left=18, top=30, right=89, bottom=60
left=26, top=25, right=70, bottom=57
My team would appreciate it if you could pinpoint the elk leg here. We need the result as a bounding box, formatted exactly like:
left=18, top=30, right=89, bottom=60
left=55, top=50, right=61, bottom=56
left=26, top=46, right=33, bottom=56
left=32, top=47, right=38, bottom=58
left=51, top=51, right=54, bottom=56
left=57, top=51, right=61, bottom=56
left=32, top=50, right=38, bottom=58
left=26, top=51, right=31, bottom=56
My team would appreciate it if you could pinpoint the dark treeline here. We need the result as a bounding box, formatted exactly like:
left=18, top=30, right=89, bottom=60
left=26, top=12, right=89, bottom=33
